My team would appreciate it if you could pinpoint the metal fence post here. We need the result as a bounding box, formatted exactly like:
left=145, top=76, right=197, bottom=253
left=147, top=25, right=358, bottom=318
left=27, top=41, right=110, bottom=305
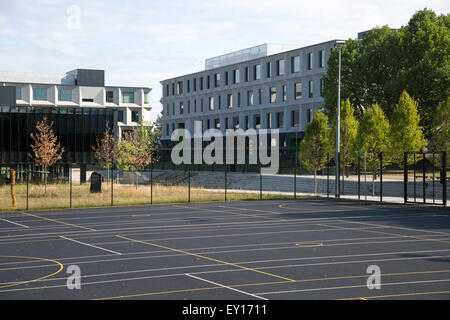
left=327, top=153, right=330, bottom=198
left=357, top=153, right=360, bottom=201
left=404, top=152, right=408, bottom=204
left=423, top=152, right=426, bottom=204
left=26, top=165, right=29, bottom=210
left=443, top=151, right=447, bottom=207
left=414, top=153, right=417, bottom=202
left=150, top=162, right=153, bottom=205
left=260, top=167, right=262, bottom=200
left=294, top=153, right=297, bottom=199
left=70, top=163, right=73, bottom=209
left=188, top=164, right=191, bottom=203
left=224, top=164, right=227, bottom=202
left=379, top=152, right=383, bottom=203
left=111, top=163, right=114, bottom=207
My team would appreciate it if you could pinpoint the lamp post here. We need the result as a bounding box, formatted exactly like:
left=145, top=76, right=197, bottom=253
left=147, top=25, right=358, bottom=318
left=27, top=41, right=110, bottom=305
left=335, top=41, right=345, bottom=198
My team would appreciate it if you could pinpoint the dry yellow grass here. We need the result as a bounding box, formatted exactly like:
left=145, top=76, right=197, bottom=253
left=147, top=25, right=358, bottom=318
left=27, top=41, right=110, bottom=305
left=0, top=182, right=287, bottom=211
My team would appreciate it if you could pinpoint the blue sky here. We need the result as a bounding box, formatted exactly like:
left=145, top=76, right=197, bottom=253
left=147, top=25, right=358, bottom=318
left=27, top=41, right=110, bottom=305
left=0, top=0, right=448, bottom=121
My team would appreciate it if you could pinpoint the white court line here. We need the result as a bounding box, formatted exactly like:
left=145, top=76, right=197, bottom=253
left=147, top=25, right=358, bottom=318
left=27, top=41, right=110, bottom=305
left=254, top=278, right=450, bottom=296
left=59, top=236, right=121, bottom=255
left=185, top=273, right=268, bottom=300
left=0, top=218, right=29, bottom=229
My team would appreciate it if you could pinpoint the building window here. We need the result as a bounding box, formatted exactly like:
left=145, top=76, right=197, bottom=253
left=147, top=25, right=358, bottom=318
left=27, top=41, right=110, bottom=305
left=131, top=110, right=139, bottom=123
left=122, top=92, right=134, bottom=103
left=266, top=61, right=272, bottom=78
left=233, top=69, right=240, bottom=84
left=209, top=97, right=214, bottom=111
left=218, top=95, right=222, bottom=110
left=320, top=78, right=324, bottom=96
left=319, top=49, right=325, bottom=68
left=179, top=102, right=184, bottom=114
left=118, top=110, right=124, bottom=122
left=267, top=113, right=272, bottom=129
left=244, top=115, right=249, bottom=130
left=144, top=92, right=150, bottom=104
left=295, top=82, right=302, bottom=100
left=58, top=89, right=72, bottom=102
left=187, top=100, right=191, bottom=113
left=291, top=55, right=300, bottom=73
left=16, top=87, right=21, bottom=100
left=165, top=84, right=170, bottom=97
left=258, top=88, right=262, bottom=104
left=214, top=73, right=220, bottom=88
left=193, top=78, right=197, bottom=91
left=227, top=93, right=232, bottom=109
left=177, top=81, right=183, bottom=95
left=307, top=52, right=313, bottom=70
left=166, top=123, right=169, bottom=136
left=237, top=92, right=241, bottom=107
left=309, top=80, right=313, bottom=98
left=307, top=108, right=313, bottom=123
left=254, top=64, right=261, bottom=80
left=292, top=110, right=299, bottom=127
left=276, top=59, right=285, bottom=76
left=201, top=98, right=204, bottom=112
left=200, top=77, right=204, bottom=90
left=166, top=104, right=170, bottom=116
left=194, top=99, right=197, bottom=113
left=270, top=87, right=277, bottom=103
left=233, top=116, right=239, bottom=129
left=282, top=85, right=286, bottom=102
left=225, top=71, right=229, bottom=86
left=245, top=67, right=249, bottom=82
left=207, top=75, right=211, bottom=89
left=277, top=112, right=284, bottom=128
left=172, top=83, right=175, bottom=95
left=106, top=90, right=114, bottom=103
left=247, top=90, right=253, bottom=106
left=33, top=88, right=47, bottom=101
left=214, top=118, right=220, bottom=130
left=255, top=114, right=261, bottom=130
left=82, top=98, right=94, bottom=102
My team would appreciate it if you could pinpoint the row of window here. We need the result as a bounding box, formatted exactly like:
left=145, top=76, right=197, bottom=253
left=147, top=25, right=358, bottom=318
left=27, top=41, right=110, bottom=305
left=165, top=79, right=324, bottom=117
left=165, top=109, right=316, bottom=136
left=164, top=49, right=327, bottom=97
left=15, top=87, right=149, bottom=104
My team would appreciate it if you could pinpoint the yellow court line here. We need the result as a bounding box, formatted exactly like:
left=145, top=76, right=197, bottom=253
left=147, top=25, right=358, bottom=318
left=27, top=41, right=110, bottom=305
left=115, top=235, right=295, bottom=282
left=19, top=211, right=96, bottom=232
left=0, top=255, right=64, bottom=289
left=317, top=222, right=450, bottom=246
left=340, top=290, right=450, bottom=300
left=93, top=269, right=450, bottom=300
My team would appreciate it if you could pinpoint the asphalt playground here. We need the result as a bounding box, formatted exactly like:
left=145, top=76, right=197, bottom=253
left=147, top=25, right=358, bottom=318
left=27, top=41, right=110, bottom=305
left=0, top=198, right=449, bottom=300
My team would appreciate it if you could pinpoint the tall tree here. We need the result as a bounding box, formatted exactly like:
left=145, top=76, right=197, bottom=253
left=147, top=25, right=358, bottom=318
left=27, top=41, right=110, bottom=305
left=323, top=9, right=449, bottom=137
left=390, top=91, right=427, bottom=165
left=356, top=104, right=391, bottom=197
left=118, top=121, right=156, bottom=188
left=430, top=97, right=450, bottom=153
left=29, top=117, right=65, bottom=194
left=299, top=110, right=331, bottom=194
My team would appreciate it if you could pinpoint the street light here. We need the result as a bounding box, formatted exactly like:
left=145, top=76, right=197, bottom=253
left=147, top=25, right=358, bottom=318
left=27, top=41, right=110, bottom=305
left=334, top=40, right=345, bottom=199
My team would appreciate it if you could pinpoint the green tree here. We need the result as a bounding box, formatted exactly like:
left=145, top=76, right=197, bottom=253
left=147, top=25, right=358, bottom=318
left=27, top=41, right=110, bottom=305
left=299, top=110, right=331, bottom=194
left=323, top=9, right=449, bottom=137
left=430, top=97, right=450, bottom=152
left=390, top=91, right=427, bottom=165
left=356, top=104, right=391, bottom=196
left=329, top=99, right=359, bottom=193
left=118, top=120, right=156, bottom=188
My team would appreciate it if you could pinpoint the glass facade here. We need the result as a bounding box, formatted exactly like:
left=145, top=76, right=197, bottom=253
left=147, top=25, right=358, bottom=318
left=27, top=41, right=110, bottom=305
left=33, top=88, right=47, bottom=101
left=0, top=106, right=113, bottom=164
left=58, top=89, right=72, bottom=102
left=122, top=92, right=135, bottom=103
